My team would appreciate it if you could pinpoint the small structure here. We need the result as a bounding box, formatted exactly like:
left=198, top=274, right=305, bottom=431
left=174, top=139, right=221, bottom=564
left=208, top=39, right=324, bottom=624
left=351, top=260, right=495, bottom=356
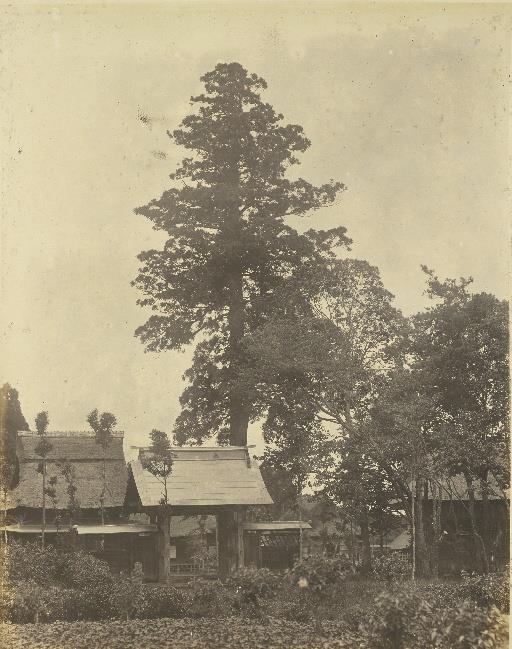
left=126, top=446, right=273, bottom=579
left=242, top=521, right=312, bottom=570
left=5, top=431, right=159, bottom=579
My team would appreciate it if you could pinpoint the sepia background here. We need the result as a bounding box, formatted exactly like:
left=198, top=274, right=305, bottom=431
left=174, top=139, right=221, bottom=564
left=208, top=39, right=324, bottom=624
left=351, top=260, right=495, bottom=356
left=1, top=1, right=510, bottom=455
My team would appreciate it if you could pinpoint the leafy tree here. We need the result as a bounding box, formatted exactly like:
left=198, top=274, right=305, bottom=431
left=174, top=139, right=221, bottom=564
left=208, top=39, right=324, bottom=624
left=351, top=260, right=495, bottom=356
left=34, top=411, right=51, bottom=549
left=87, top=409, right=117, bottom=525
left=410, top=268, right=509, bottom=571
left=59, top=461, right=80, bottom=524
left=142, top=429, right=175, bottom=507
left=245, top=258, right=407, bottom=571
left=133, top=62, right=347, bottom=446
left=0, top=384, right=28, bottom=540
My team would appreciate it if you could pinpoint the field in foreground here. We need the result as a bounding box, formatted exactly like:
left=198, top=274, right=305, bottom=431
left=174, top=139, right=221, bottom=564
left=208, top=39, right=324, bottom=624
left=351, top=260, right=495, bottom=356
left=0, top=618, right=362, bottom=649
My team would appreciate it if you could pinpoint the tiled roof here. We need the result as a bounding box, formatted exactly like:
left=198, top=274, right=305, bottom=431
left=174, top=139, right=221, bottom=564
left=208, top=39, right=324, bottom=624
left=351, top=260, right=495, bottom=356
left=9, top=432, right=127, bottom=510
left=130, top=446, right=273, bottom=508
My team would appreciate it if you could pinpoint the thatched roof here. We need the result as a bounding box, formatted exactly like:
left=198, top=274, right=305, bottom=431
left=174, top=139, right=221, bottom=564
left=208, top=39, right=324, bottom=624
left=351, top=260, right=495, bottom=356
left=129, top=446, right=273, bottom=508
left=8, top=431, right=127, bottom=510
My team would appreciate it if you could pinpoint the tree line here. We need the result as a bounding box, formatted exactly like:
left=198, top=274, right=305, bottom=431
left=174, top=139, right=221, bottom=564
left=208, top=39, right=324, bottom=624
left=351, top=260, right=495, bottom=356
left=132, top=62, right=509, bottom=576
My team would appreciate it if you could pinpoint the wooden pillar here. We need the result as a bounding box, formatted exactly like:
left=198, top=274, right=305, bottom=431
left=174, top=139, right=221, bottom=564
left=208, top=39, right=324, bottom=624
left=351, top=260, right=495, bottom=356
left=217, top=507, right=245, bottom=577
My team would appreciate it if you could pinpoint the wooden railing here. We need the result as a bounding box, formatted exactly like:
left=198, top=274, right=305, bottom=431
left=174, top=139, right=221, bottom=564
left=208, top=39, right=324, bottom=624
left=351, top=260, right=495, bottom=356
left=169, top=562, right=217, bottom=575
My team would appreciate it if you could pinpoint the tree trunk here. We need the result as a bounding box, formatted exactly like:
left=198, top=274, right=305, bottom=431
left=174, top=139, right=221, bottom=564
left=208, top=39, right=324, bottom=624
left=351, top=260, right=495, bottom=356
left=100, top=451, right=106, bottom=525
left=157, top=509, right=171, bottom=583
left=41, top=460, right=46, bottom=549
left=227, top=267, right=249, bottom=446
left=359, top=507, right=372, bottom=574
left=414, top=478, right=430, bottom=578
left=480, top=471, right=490, bottom=566
left=466, top=474, right=489, bottom=573
left=430, top=481, right=442, bottom=578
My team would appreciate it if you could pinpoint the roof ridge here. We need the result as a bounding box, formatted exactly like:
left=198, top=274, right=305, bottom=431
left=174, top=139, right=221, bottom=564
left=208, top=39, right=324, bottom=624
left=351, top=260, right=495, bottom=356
left=19, top=430, right=124, bottom=438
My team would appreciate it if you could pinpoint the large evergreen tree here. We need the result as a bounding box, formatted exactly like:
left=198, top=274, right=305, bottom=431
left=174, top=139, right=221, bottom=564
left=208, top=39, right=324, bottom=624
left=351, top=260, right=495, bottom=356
left=134, top=62, right=347, bottom=445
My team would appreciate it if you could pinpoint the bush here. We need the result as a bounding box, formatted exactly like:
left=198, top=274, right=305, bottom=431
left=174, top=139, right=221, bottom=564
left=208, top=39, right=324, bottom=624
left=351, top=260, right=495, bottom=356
left=7, top=580, right=84, bottom=623
left=362, top=587, right=427, bottom=649
left=461, top=571, right=510, bottom=612
left=372, top=553, right=411, bottom=583
left=431, top=602, right=508, bottom=649
left=188, top=579, right=234, bottom=618
left=54, top=549, right=114, bottom=590
left=228, top=568, right=280, bottom=616
left=6, top=542, right=61, bottom=586
left=286, top=555, right=353, bottom=594
left=133, top=585, right=188, bottom=620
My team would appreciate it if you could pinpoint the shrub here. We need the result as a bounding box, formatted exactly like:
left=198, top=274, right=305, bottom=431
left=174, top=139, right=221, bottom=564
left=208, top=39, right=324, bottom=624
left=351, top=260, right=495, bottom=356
left=188, top=579, right=234, bottom=618
left=372, top=553, right=411, bottom=583
left=461, top=572, right=510, bottom=612
left=6, top=542, right=61, bottom=586
left=229, top=568, right=280, bottom=600
left=109, top=574, right=141, bottom=620
left=286, top=555, right=353, bottom=595
left=430, top=602, right=508, bottom=649
left=54, top=549, right=113, bottom=590
left=361, top=587, right=426, bottom=649
left=133, top=585, right=188, bottom=619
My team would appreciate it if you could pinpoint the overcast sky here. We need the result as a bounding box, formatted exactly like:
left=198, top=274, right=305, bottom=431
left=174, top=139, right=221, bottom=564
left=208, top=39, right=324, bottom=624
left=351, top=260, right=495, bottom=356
left=1, top=2, right=510, bottom=455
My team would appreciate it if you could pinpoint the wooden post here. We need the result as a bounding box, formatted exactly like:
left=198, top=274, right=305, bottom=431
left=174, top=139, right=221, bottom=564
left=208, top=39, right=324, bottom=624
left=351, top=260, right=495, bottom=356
left=217, top=508, right=244, bottom=577
left=236, top=508, right=245, bottom=569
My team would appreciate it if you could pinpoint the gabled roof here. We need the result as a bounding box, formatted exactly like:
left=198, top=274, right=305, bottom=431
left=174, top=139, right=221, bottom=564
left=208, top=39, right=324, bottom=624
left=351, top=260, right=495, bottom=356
left=9, top=431, right=128, bottom=510
left=129, top=446, right=273, bottom=508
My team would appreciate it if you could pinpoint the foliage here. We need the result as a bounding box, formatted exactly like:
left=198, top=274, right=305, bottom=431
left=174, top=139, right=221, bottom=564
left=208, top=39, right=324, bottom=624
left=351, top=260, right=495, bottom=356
left=132, top=585, right=188, bottom=620
left=229, top=567, right=280, bottom=617
left=141, top=429, right=174, bottom=506
left=372, top=553, right=412, bottom=583
left=361, top=588, right=428, bottom=649
left=286, top=555, right=353, bottom=594
left=188, top=578, right=234, bottom=617
left=133, top=61, right=346, bottom=445
left=461, top=571, right=510, bottom=612
left=6, top=542, right=61, bottom=586
left=0, top=383, right=28, bottom=490
left=0, top=616, right=361, bottom=649
left=430, top=602, right=508, bottom=649
left=87, top=409, right=117, bottom=450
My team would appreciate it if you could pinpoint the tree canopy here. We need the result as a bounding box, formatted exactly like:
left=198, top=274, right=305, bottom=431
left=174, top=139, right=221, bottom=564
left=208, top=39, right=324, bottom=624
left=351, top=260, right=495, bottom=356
left=134, top=62, right=347, bottom=445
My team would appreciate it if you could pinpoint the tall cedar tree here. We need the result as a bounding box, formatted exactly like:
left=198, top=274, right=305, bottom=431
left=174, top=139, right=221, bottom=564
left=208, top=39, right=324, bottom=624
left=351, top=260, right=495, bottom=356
left=133, top=62, right=347, bottom=446
left=87, top=409, right=117, bottom=525
left=34, top=411, right=51, bottom=549
left=0, top=384, right=28, bottom=541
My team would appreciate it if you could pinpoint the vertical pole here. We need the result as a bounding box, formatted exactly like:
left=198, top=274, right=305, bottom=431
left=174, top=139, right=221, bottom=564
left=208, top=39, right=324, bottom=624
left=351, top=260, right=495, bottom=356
left=411, top=474, right=416, bottom=581
left=236, top=508, right=245, bottom=569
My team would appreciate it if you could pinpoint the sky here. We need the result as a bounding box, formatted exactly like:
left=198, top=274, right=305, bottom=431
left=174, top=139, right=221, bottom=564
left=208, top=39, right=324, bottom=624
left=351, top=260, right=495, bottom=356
left=1, top=1, right=510, bottom=456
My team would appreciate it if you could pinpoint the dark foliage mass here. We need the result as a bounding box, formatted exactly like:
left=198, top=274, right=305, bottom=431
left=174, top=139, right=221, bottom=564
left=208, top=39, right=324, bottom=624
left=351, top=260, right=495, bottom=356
left=133, top=62, right=347, bottom=445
